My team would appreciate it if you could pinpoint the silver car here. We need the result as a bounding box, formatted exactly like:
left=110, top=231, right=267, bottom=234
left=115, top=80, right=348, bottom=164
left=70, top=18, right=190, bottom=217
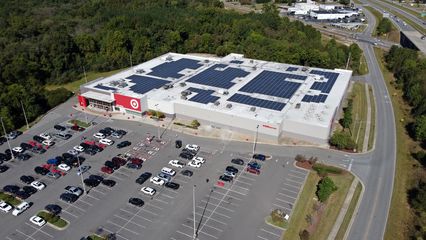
left=77, top=165, right=91, bottom=176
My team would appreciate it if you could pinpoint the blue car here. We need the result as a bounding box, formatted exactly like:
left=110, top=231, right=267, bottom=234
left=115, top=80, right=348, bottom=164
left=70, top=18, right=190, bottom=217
left=248, top=162, right=261, bottom=169
left=253, top=154, right=266, bottom=161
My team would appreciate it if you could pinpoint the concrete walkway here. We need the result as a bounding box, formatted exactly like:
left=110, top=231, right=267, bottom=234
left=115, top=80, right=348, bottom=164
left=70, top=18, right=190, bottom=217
left=327, top=178, right=359, bottom=240
left=362, top=84, right=372, bottom=152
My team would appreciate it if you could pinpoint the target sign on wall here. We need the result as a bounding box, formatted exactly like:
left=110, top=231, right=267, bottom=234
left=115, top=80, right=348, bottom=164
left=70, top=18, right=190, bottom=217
left=130, top=99, right=139, bottom=109
left=114, top=93, right=142, bottom=112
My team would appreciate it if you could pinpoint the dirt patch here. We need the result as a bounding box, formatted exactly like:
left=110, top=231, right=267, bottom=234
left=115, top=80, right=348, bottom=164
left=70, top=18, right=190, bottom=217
left=306, top=203, right=326, bottom=233
left=296, top=161, right=314, bottom=170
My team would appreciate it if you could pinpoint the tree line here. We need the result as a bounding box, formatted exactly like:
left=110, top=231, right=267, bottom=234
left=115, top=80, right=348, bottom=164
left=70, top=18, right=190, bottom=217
left=0, top=0, right=362, bottom=132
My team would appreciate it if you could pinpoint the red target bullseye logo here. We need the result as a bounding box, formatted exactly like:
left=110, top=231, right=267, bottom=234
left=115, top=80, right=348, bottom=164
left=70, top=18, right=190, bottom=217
left=130, top=99, right=139, bottom=109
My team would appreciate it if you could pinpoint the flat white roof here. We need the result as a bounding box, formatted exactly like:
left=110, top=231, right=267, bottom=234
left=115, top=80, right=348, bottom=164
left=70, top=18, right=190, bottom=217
left=81, top=91, right=114, bottom=103
left=84, top=53, right=352, bottom=128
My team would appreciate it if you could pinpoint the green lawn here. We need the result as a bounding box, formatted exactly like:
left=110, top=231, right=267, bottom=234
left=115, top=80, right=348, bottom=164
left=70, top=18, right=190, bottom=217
left=266, top=216, right=288, bottom=229
left=87, top=235, right=106, bottom=240
left=45, top=69, right=124, bottom=93
left=37, top=211, right=68, bottom=228
left=283, top=171, right=355, bottom=240
left=334, top=182, right=363, bottom=240
left=364, top=5, right=400, bottom=42
left=0, top=192, right=22, bottom=206
left=358, top=54, right=369, bottom=75
left=69, top=119, right=91, bottom=128
left=368, top=85, right=376, bottom=151
left=374, top=47, right=417, bottom=240
left=364, top=6, right=382, bottom=36
left=350, top=82, right=368, bottom=152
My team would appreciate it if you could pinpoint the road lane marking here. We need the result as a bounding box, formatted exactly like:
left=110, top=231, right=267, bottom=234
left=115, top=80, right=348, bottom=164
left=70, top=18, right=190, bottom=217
left=261, top=228, right=281, bottom=237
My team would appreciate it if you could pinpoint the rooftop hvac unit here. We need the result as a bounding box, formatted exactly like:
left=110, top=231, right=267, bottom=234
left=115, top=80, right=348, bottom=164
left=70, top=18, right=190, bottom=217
left=118, top=83, right=128, bottom=88
left=136, top=69, right=145, bottom=74
left=180, top=96, right=187, bottom=100
left=252, top=66, right=257, bottom=70
left=250, top=106, right=256, bottom=112
left=295, top=103, right=301, bottom=109
left=226, top=103, right=232, bottom=109
left=181, top=90, right=191, bottom=96
left=163, top=85, right=170, bottom=89
left=320, top=77, right=324, bottom=80
left=250, top=60, right=254, bottom=63
left=179, top=82, right=186, bottom=87
left=214, top=101, right=220, bottom=106
left=166, top=55, right=173, bottom=61
left=204, top=59, right=209, bottom=63
left=302, top=67, right=309, bottom=72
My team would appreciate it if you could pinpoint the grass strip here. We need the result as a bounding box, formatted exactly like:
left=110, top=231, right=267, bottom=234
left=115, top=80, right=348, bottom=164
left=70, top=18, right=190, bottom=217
left=37, top=211, right=68, bottom=228
left=0, top=192, right=22, bottom=206
left=368, top=85, right=376, bottom=151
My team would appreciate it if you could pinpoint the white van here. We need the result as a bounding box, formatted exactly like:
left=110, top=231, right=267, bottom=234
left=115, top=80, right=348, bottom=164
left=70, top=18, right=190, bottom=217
left=161, top=167, right=176, bottom=176
left=185, top=144, right=200, bottom=152
left=12, top=202, right=30, bottom=216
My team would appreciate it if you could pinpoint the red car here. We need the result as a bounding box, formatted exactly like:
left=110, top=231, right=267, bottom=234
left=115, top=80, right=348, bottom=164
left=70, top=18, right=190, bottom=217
left=130, top=158, right=143, bottom=165
left=112, top=157, right=126, bottom=166
left=246, top=167, right=260, bottom=175
left=71, top=125, right=85, bottom=132
left=84, top=140, right=96, bottom=145
left=101, top=166, right=114, bottom=174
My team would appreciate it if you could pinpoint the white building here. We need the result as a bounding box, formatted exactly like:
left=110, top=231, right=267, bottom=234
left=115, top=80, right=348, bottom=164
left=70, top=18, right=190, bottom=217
left=79, top=53, right=352, bottom=145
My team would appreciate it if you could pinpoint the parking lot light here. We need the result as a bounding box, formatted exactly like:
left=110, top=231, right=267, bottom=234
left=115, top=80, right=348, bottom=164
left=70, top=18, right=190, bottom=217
left=0, top=117, right=14, bottom=160
left=193, top=184, right=197, bottom=240
left=77, top=155, right=86, bottom=194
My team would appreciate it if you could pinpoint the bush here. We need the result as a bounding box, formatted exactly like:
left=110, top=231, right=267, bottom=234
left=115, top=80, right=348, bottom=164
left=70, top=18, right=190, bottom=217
left=413, top=151, right=426, bottom=167
left=191, top=120, right=200, bottom=128
left=295, top=154, right=307, bottom=162
left=312, top=163, right=343, bottom=176
left=376, top=18, right=392, bottom=35
left=299, top=229, right=310, bottom=240
left=329, top=131, right=356, bottom=150
left=316, top=177, right=338, bottom=202
left=270, top=209, right=285, bottom=223
left=45, top=88, right=73, bottom=108
left=409, top=181, right=426, bottom=212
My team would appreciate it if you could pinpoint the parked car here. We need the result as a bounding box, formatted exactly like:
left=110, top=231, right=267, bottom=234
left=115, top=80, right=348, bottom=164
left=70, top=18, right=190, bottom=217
left=104, top=161, right=119, bottom=170
left=149, top=176, right=165, bottom=186
left=219, top=175, right=233, bottom=182
left=179, top=152, right=193, bottom=160
left=161, top=167, right=176, bottom=176
left=224, top=171, right=236, bottom=178
left=20, top=143, right=33, bottom=151
left=126, top=163, right=142, bottom=169
left=77, top=165, right=91, bottom=175
left=99, top=138, right=114, bottom=146
left=231, top=158, right=244, bottom=165
left=111, top=130, right=126, bottom=139
left=7, top=131, right=22, bottom=140
left=31, top=146, right=46, bottom=154
left=129, top=158, right=143, bottom=165
left=188, top=160, right=201, bottom=168
left=34, top=166, right=49, bottom=175
left=136, top=172, right=152, bottom=184
left=89, top=175, right=104, bottom=183
left=71, top=125, right=85, bottom=132
left=54, top=125, right=66, bottom=131
left=12, top=201, right=30, bottom=216
left=73, top=145, right=85, bottom=152
left=157, top=172, right=172, bottom=182
left=12, top=147, right=24, bottom=153
left=175, top=140, right=182, bottom=148
left=185, top=144, right=200, bottom=152
left=192, top=156, right=205, bottom=164
left=0, top=137, right=7, bottom=145
left=0, top=201, right=13, bottom=213
left=39, top=133, right=51, bottom=140
left=67, top=149, right=79, bottom=156
left=112, top=157, right=127, bottom=166
left=65, top=186, right=83, bottom=196
left=117, top=141, right=131, bottom=149
left=33, top=135, right=45, bottom=143
left=16, top=153, right=31, bottom=161
left=15, top=191, right=30, bottom=200
left=246, top=167, right=260, bottom=175
left=248, top=162, right=261, bottom=170
left=45, top=204, right=62, bottom=215
left=20, top=175, right=35, bottom=184
left=225, top=166, right=239, bottom=174
left=3, top=185, right=20, bottom=194
left=101, top=166, right=114, bottom=174
left=30, top=181, right=46, bottom=190
left=60, top=193, right=78, bottom=203
left=58, top=163, right=71, bottom=172
left=181, top=169, right=193, bottom=177
left=93, top=133, right=105, bottom=139
left=46, top=172, right=61, bottom=179
left=165, top=182, right=180, bottom=190
left=253, top=154, right=266, bottom=161
left=0, top=165, right=9, bottom=173
left=30, top=216, right=46, bottom=227
left=128, top=197, right=144, bottom=207
left=83, top=179, right=99, bottom=187
left=101, top=179, right=116, bottom=187
left=169, top=160, right=185, bottom=168
left=22, top=186, right=38, bottom=195
left=141, top=187, right=156, bottom=196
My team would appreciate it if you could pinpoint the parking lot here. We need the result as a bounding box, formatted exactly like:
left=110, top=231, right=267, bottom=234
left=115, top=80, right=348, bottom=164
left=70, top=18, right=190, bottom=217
left=0, top=105, right=309, bottom=240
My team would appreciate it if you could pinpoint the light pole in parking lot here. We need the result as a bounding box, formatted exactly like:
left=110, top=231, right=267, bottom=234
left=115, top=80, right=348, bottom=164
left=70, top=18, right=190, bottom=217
left=252, top=124, right=259, bottom=157
left=20, top=101, right=29, bottom=130
left=77, top=155, right=87, bottom=194
left=0, top=117, right=14, bottom=160
left=193, top=184, right=197, bottom=239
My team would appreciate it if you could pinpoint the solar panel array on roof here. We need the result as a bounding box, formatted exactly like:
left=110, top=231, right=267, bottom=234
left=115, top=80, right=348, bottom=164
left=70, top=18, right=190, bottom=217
left=127, top=75, right=170, bottom=94
left=228, top=93, right=286, bottom=111
left=230, top=60, right=244, bottom=64
left=148, top=58, right=203, bottom=79
left=309, top=70, right=339, bottom=94
left=286, top=67, right=298, bottom=72
left=301, top=94, right=328, bottom=103
left=95, top=84, right=117, bottom=91
left=186, top=87, right=220, bottom=104
left=186, top=64, right=250, bottom=89
left=239, top=70, right=305, bottom=99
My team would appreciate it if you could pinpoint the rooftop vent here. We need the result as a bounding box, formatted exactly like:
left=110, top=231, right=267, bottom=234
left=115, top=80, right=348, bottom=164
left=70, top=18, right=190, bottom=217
left=179, top=82, right=186, bottom=87
left=214, top=101, right=220, bottom=106
left=118, top=82, right=128, bottom=88
left=295, top=103, right=301, bottom=109
left=166, top=55, right=173, bottom=61
left=226, top=103, right=232, bottom=109
left=181, top=90, right=191, bottom=96
left=180, top=96, right=187, bottom=100
left=250, top=106, right=256, bottom=112
left=204, top=59, right=209, bottom=63
left=136, top=69, right=145, bottom=74
left=302, top=67, right=309, bottom=72
left=250, top=60, right=254, bottom=63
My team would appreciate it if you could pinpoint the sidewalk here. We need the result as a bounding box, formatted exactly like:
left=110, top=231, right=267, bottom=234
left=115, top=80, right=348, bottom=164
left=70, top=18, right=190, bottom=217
left=362, top=84, right=372, bottom=152
left=327, top=178, right=359, bottom=240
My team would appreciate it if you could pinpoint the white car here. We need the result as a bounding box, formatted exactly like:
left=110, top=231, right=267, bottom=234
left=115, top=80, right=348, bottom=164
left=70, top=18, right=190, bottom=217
left=29, top=216, right=46, bottom=227
left=30, top=181, right=46, bottom=190
left=73, top=145, right=84, bottom=152
left=93, top=133, right=105, bottom=139
left=42, top=139, right=55, bottom=146
left=0, top=201, right=13, bottom=213
left=58, top=163, right=71, bottom=172
left=192, top=156, right=205, bottom=164
left=161, top=167, right=176, bottom=176
left=185, top=144, right=200, bottom=152
left=224, top=171, right=236, bottom=178
left=149, top=176, right=165, bottom=186
left=12, top=202, right=30, bottom=216
left=169, top=160, right=185, bottom=168
left=99, top=138, right=114, bottom=145
left=188, top=160, right=201, bottom=168
left=141, top=187, right=156, bottom=196
left=12, top=147, right=24, bottom=153
left=39, top=133, right=51, bottom=140
left=67, top=149, right=79, bottom=155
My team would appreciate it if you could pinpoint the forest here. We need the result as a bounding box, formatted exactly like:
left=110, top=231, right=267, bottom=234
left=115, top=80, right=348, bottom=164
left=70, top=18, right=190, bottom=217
left=0, top=0, right=362, bottom=132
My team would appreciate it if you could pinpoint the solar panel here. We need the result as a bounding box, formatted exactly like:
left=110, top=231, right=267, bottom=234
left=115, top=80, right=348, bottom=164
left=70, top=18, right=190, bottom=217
left=148, top=58, right=203, bottom=79
left=127, top=75, right=170, bottom=94
left=94, top=85, right=116, bottom=91
left=228, top=93, right=285, bottom=111
left=302, top=94, right=328, bottom=103
left=239, top=70, right=305, bottom=99
left=186, top=64, right=250, bottom=89
left=230, top=60, right=243, bottom=64
left=286, top=67, right=298, bottom=72
left=309, top=70, right=340, bottom=94
left=186, top=87, right=220, bottom=104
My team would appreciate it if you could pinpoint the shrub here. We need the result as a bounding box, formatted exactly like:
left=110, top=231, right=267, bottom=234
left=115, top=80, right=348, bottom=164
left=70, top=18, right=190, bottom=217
left=312, top=163, right=343, bottom=175
left=316, top=177, right=338, bottom=202
left=295, top=154, right=307, bottom=162
left=191, top=120, right=200, bottom=128
left=329, top=131, right=356, bottom=150
left=270, top=209, right=284, bottom=223
left=299, top=229, right=310, bottom=240
left=409, top=181, right=426, bottom=212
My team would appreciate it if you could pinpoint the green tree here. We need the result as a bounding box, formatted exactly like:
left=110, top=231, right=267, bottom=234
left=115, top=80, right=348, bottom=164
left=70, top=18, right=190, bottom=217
left=414, top=115, right=426, bottom=143
left=316, top=177, right=338, bottom=202
left=330, top=131, right=356, bottom=150
left=376, top=18, right=392, bottom=35
left=45, top=88, right=73, bottom=108
left=409, top=181, right=426, bottom=212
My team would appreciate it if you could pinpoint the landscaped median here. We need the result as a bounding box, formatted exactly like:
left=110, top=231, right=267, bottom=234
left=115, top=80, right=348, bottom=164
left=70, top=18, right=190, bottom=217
left=37, top=211, right=68, bottom=230
left=283, top=157, right=362, bottom=240
left=0, top=192, right=22, bottom=206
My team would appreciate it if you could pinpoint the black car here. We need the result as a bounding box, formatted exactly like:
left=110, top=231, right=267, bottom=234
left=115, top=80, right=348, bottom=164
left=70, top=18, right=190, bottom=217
left=102, top=179, right=116, bottom=187
left=7, top=131, right=22, bottom=140
left=225, top=166, right=239, bottom=174
left=181, top=169, right=193, bottom=177
left=128, top=197, right=144, bottom=207
left=34, top=166, right=50, bottom=175
left=31, top=146, right=46, bottom=154
left=5, top=149, right=17, bottom=158
left=165, top=182, right=180, bottom=190
left=20, top=175, right=35, bottom=184
left=104, top=161, right=119, bottom=170
left=80, top=143, right=91, bottom=148
left=15, top=191, right=30, bottom=200
left=89, top=175, right=104, bottom=183
left=135, top=172, right=152, bottom=184
left=62, top=152, right=75, bottom=161
left=22, top=186, right=38, bottom=195
left=83, top=178, right=100, bottom=187
left=219, top=175, right=233, bottom=182
left=117, top=141, right=131, bottom=149
left=20, top=143, right=33, bottom=151
left=16, top=153, right=31, bottom=161
left=126, top=163, right=142, bottom=169
left=60, top=193, right=78, bottom=203
left=0, top=153, right=8, bottom=161
left=253, top=154, right=266, bottom=161
left=175, top=140, right=182, bottom=148
left=0, top=165, right=9, bottom=173
left=45, top=204, right=62, bottom=215
left=0, top=136, right=6, bottom=145
left=99, top=127, right=114, bottom=136
left=54, top=125, right=66, bottom=131
left=0, top=159, right=3, bottom=165
left=231, top=158, right=244, bottom=165
left=84, top=148, right=97, bottom=156
left=33, top=135, right=45, bottom=143
left=179, top=152, right=193, bottom=160
left=3, top=185, right=20, bottom=194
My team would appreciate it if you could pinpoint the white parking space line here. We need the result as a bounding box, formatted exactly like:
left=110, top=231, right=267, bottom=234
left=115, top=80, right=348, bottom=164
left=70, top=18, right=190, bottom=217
left=288, top=173, right=305, bottom=180
left=191, top=214, right=227, bottom=226
left=153, top=198, right=169, bottom=205
left=278, top=192, right=296, bottom=200
left=289, top=168, right=307, bottom=175
left=200, top=200, right=235, bottom=212
left=173, top=178, right=189, bottom=184
left=177, top=230, right=193, bottom=239
left=78, top=199, right=93, bottom=206
left=140, top=208, right=159, bottom=216
left=102, top=227, right=130, bottom=240
left=62, top=209, right=79, bottom=218
left=107, top=221, right=140, bottom=235
left=235, top=179, right=252, bottom=186
left=86, top=194, right=101, bottom=201
left=68, top=203, right=86, bottom=212
left=184, top=220, right=224, bottom=232
left=207, top=195, right=240, bottom=207
left=196, top=206, right=231, bottom=219
left=119, top=208, right=153, bottom=222
left=257, top=235, right=269, bottom=240
left=261, top=228, right=281, bottom=237
left=16, top=229, right=35, bottom=240
left=146, top=203, right=163, bottom=210
left=181, top=224, right=219, bottom=239
left=273, top=203, right=291, bottom=211
left=281, top=187, right=299, bottom=194
left=126, top=220, right=147, bottom=229
left=238, top=174, right=256, bottom=181
left=109, top=175, right=124, bottom=181
left=282, top=183, right=301, bottom=191
left=284, top=178, right=303, bottom=185
left=90, top=188, right=107, bottom=195
left=215, top=186, right=247, bottom=196
left=212, top=191, right=243, bottom=201
left=6, top=236, right=14, bottom=240
left=160, top=193, right=175, bottom=199
left=276, top=197, right=293, bottom=205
